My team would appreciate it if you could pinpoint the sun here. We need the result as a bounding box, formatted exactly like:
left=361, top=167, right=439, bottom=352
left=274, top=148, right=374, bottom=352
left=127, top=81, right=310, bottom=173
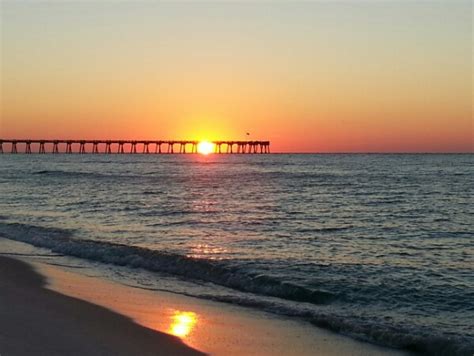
left=197, top=141, right=214, bottom=155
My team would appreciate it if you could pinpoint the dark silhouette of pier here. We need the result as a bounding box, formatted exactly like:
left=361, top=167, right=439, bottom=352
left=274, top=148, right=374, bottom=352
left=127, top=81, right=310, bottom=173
left=0, top=139, right=270, bottom=154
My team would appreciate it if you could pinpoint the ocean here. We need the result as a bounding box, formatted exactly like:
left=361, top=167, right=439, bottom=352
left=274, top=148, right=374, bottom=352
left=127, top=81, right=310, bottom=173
left=0, top=154, right=472, bottom=354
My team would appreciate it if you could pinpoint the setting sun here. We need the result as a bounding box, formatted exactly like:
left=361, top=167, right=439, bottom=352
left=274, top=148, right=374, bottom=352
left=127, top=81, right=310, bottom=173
left=197, top=141, right=214, bottom=155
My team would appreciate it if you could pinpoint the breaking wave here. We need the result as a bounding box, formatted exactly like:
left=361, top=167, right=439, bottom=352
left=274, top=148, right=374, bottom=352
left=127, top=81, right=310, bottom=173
left=0, top=222, right=334, bottom=305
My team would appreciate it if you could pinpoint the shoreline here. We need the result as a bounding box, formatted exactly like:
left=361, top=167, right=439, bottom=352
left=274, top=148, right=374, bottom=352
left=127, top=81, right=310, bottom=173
left=0, top=239, right=410, bottom=356
left=0, top=255, right=204, bottom=356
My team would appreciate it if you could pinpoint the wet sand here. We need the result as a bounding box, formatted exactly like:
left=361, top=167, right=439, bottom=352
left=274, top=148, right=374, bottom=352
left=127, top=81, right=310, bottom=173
left=0, top=256, right=203, bottom=356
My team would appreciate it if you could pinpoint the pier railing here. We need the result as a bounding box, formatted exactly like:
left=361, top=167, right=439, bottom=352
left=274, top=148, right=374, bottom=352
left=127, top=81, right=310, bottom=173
left=0, top=139, right=270, bottom=154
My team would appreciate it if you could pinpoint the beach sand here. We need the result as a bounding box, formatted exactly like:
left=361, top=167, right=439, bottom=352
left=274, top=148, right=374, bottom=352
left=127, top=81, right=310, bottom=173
left=0, top=241, right=410, bottom=356
left=0, top=256, right=203, bottom=356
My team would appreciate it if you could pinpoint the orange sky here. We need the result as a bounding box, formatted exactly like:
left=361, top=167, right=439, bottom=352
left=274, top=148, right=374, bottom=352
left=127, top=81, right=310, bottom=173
left=1, top=1, right=472, bottom=152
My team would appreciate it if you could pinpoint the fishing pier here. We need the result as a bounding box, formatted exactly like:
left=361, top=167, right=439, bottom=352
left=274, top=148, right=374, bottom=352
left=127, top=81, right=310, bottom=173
left=0, top=139, right=270, bottom=154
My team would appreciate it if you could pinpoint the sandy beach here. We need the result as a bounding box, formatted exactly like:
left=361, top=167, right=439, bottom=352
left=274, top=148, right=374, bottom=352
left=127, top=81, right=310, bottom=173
left=0, top=255, right=204, bottom=356
left=0, top=238, right=410, bottom=356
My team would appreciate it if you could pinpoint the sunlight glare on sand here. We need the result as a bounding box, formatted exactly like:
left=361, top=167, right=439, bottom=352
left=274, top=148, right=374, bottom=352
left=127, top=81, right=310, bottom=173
left=169, top=311, right=198, bottom=338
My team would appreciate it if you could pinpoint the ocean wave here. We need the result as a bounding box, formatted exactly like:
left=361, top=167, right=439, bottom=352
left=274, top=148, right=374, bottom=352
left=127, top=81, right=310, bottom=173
left=33, top=170, right=107, bottom=179
left=142, top=190, right=163, bottom=195
left=0, top=222, right=334, bottom=305
left=307, top=315, right=474, bottom=355
left=295, top=226, right=353, bottom=233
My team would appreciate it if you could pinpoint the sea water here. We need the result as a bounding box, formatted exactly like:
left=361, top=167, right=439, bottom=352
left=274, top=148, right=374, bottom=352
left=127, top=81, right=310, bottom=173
left=0, top=154, right=472, bottom=354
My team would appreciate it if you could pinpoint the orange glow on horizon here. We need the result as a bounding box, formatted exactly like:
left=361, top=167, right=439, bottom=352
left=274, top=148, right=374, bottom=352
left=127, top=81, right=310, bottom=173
left=1, top=1, right=472, bottom=153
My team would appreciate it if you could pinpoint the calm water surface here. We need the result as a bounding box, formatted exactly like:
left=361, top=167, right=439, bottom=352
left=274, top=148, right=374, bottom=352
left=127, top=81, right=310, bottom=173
left=0, top=154, right=472, bottom=354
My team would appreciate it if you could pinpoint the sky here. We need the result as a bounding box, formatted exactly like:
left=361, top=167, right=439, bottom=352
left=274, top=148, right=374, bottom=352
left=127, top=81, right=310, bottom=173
left=1, top=0, right=472, bottom=152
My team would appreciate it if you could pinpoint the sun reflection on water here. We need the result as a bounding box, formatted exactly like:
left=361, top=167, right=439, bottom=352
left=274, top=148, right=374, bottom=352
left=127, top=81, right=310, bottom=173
left=169, top=311, right=198, bottom=338
left=187, top=244, right=227, bottom=260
